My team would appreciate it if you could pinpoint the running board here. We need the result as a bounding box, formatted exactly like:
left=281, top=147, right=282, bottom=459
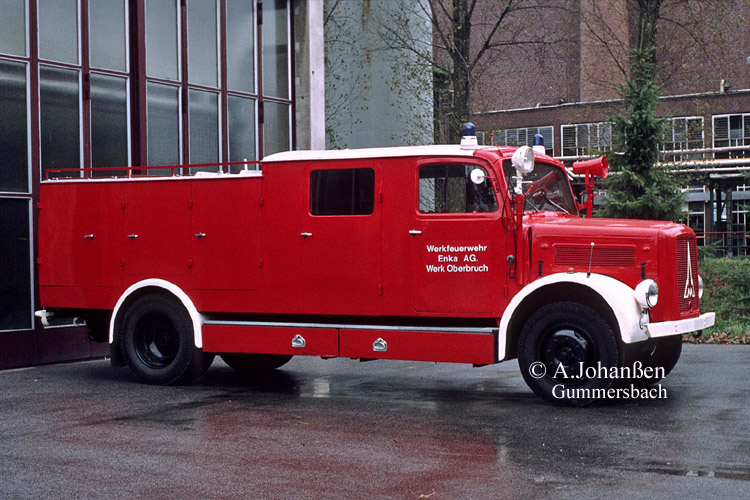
left=202, top=321, right=498, bottom=365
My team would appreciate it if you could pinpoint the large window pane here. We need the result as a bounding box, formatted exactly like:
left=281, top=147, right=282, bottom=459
left=0, top=60, right=28, bottom=192
left=40, top=66, right=80, bottom=178
left=188, top=0, right=218, bottom=88
left=146, top=0, right=179, bottom=80
left=228, top=95, right=256, bottom=172
left=91, top=74, right=128, bottom=176
left=0, top=198, right=32, bottom=331
left=227, top=0, right=254, bottom=93
left=89, top=0, right=127, bottom=71
left=262, top=0, right=289, bottom=99
left=0, top=0, right=26, bottom=56
left=147, top=82, right=180, bottom=169
left=188, top=89, right=219, bottom=172
left=39, top=0, right=78, bottom=64
left=310, top=168, right=375, bottom=216
left=263, top=101, right=290, bottom=156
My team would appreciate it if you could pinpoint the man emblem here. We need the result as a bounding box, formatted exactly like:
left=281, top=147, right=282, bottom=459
left=683, top=245, right=695, bottom=299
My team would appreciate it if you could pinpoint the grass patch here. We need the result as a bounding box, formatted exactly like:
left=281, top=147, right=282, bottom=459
left=683, top=256, right=750, bottom=343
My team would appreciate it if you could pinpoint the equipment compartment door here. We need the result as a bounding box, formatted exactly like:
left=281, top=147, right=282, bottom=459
left=124, top=181, right=191, bottom=277
left=191, top=178, right=261, bottom=290
left=39, top=183, right=124, bottom=287
left=302, top=162, right=382, bottom=315
left=408, top=160, right=505, bottom=315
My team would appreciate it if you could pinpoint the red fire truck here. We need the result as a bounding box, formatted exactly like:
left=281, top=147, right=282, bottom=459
left=36, top=130, right=714, bottom=406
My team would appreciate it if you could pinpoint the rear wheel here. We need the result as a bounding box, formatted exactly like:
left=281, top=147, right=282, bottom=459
left=220, top=353, right=292, bottom=374
left=119, top=294, right=214, bottom=385
left=518, top=302, right=620, bottom=407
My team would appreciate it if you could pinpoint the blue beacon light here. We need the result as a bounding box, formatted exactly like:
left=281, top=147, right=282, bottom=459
left=533, top=133, right=546, bottom=154
left=460, top=122, right=479, bottom=149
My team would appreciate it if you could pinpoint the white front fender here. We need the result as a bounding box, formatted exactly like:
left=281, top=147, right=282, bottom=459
left=498, top=273, right=647, bottom=361
left=109, top=279, right=204, bottom=348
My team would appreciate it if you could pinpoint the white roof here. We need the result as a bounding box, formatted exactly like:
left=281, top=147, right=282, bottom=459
left=262, top=145, right=492, bottom=162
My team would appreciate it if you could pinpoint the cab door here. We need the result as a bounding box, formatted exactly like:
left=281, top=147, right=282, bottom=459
left=408, top=160, right=505, bottom=315
left=301, top=162, right=382, bottom=315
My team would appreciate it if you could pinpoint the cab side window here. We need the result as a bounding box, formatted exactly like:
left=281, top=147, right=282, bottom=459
left=419, top=164, right=497, bottom=213
left=310, top=168, right=375, bottom=215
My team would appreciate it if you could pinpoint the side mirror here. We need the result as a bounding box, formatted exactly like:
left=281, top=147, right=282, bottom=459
left=469, top=168, right=486, bottom=185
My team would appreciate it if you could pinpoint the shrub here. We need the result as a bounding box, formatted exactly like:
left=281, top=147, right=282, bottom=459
left=688, top=256, right=750, bottom=341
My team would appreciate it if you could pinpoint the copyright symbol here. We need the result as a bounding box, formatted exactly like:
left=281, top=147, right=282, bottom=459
left=529, top=361, right=546, bottom=379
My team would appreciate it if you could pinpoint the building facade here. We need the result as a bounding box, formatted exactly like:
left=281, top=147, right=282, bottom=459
left=0, top=0, right=326, bottom=368
left=472, top=0, right=750, bottom=256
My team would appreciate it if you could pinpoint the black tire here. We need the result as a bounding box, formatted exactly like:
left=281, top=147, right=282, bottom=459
left=220, top=353, right=292, bottom=374
left=518, top=302, right=620, bottom=407
left=119, top=294, right=214, bottom=385
left=620, top=336, right=682, bottom=388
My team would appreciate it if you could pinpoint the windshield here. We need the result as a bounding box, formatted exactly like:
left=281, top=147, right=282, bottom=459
left=503, top=160, right=578, bottom=215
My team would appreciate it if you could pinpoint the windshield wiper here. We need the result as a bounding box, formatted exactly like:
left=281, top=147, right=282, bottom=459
left=539, top=192, right=571, bottom=214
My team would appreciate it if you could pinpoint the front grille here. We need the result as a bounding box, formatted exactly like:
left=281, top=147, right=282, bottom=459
left=554, top=246, right=635, bottom=267
left=676, top=236, right=699, bottom=313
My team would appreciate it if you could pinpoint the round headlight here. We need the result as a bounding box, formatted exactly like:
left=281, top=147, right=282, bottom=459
left=698, top=275, right=704, bottom=299
left=646, top=281, right=659, bottom=308
left=634, top=279, right=659, bottom=309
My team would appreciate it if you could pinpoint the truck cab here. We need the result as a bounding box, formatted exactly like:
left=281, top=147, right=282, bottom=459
left=37, top=135, right=715, bottom=406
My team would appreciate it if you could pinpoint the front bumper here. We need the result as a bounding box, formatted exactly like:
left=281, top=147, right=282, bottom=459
left=647, top=312, right=715, bottom=338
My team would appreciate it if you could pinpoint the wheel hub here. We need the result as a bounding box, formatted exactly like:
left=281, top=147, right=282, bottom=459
left=134, top=314, right=179, bottom=369
left=543, top=328, right=592, bottom=380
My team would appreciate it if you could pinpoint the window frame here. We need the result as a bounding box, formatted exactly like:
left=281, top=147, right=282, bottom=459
left=491, top=126, right=554, bottom=156
left=713, top=113, right=750, bottom=151
left=561, top=122, right=613, bottom=158
left=660, top=116, right=704, bottom=162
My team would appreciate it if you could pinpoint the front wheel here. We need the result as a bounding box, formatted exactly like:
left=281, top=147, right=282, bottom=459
left=119, top=294, right=214, bottom=385
left=518, top=302, right=620, bottom=407
left=620, top=336, right=682, bottom=388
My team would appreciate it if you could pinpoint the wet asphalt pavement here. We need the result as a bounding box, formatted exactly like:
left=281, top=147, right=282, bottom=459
left=0, top=344, right=748, bottom=500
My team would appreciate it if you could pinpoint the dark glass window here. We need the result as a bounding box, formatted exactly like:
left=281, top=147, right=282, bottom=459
left=89, top=0, right=127, bottom=71
left=0, top=198, right=31, bottom=331
left=0, top=0, right=26, bottom=57
left=0, top=59, right=28, bottom=192
left=38, top=0, right=78, bottom=64
left=419, top=164, right=497, bottom=214
left=40, top=65, right=80, bottom=177
left=90, top=73, right=129, bottom=176
left=228, top=95, right=257, bottom=170
left=310, top=168, right=375, bottom=216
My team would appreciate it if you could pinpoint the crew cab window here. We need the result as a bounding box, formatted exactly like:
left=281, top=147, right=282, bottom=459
left=419, top=164, right=497, bottom=213
left=310, top=168, right=375, bottom=215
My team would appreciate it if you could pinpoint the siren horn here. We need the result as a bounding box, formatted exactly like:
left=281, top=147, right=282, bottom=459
left=572, top=156, right=608, bottom=178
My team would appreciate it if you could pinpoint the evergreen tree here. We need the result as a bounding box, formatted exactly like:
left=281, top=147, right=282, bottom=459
left=602, top=46, right=684, bottom=221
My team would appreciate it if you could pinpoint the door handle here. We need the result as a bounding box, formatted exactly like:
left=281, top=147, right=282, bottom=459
left=83, top=234, right=95, bottom=239
left=127, top=234, right=138, bottom=239
left=300, top=232, right=312, bottom=238
left=408, top=230, right=422, bottom=236
left=195, top=232, right=206, bottom=239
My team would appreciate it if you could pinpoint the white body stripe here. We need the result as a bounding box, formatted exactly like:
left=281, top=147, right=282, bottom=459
left=109, top=279, right=204, bottom=348
left=498, top=273, right=647, bottom=361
